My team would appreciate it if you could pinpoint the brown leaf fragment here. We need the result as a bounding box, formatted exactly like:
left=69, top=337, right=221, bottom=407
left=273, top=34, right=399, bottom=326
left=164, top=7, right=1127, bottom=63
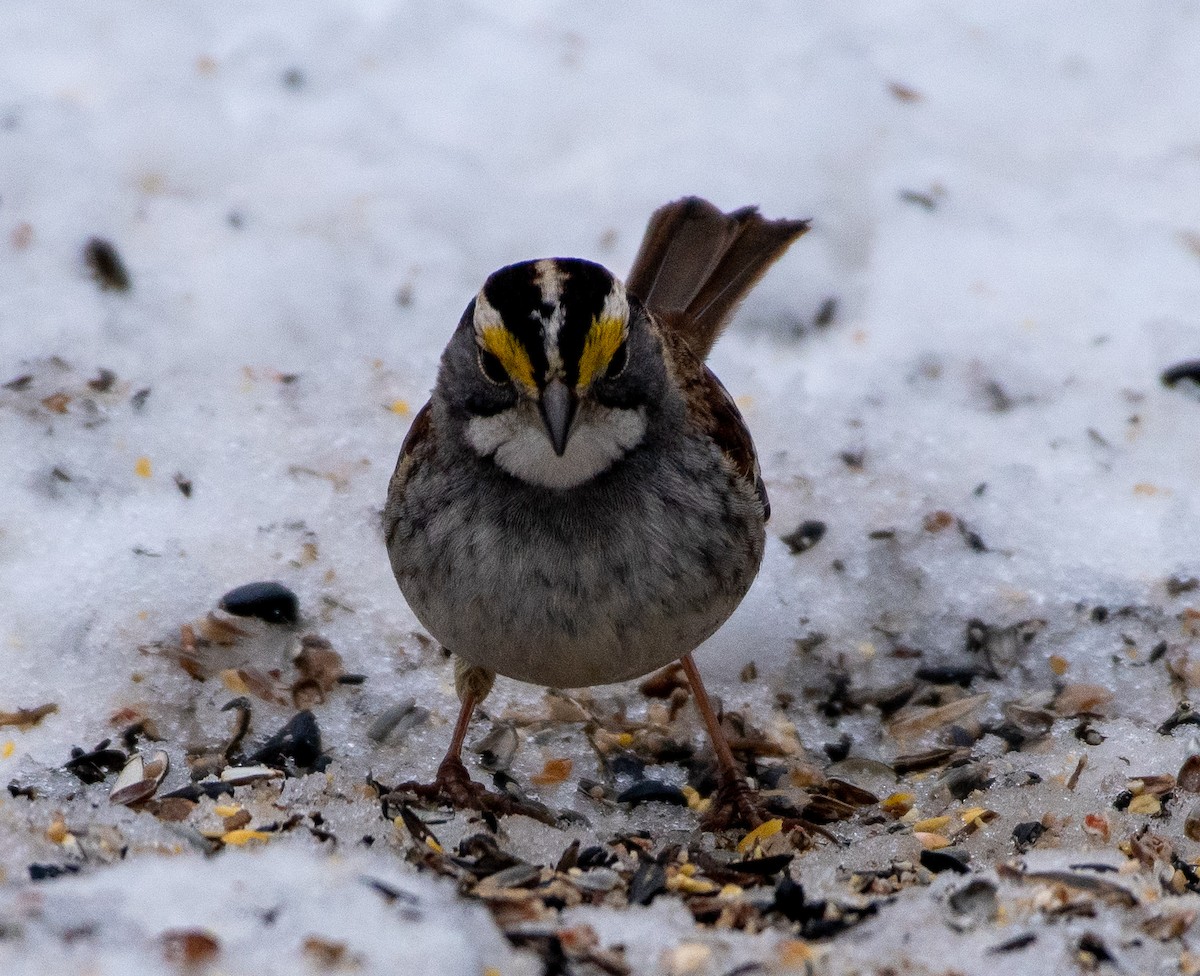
left=145, top=797, right=196, bottom=822
left=888, top=693, right=989, bottom=742
left=0, top=702, right=58, bottom=729
left=1143, top=909, right=1197, bottom=942
left=923, top=509, right=955, bottom=532
left=888, top=80, right=923, bottom=102
left=40, top=391, right=70, bottom=413
left=291, top=634, right=345, bottom=707
left=639, top=662, right=686, bottom=698
left=161, top=929, right=220, bottom=965
left=1052, top=683, right=1114, bottom=718
left=303, top=936, right=349, bottom=967
left=198, top=613, right=249, bottom=646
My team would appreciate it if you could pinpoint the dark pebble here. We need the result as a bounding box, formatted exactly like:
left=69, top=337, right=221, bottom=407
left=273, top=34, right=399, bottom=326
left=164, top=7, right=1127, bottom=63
left=782, top=520, right=827, bottom=555
left=83, top=237, right=131, bottom=291
left=920, top=848, right=970, bottom=874
left=248, top=710, right=322, bottom=769
left=616, top=780, right=688, bottom=807
left=1162, top=360, right=1200, bottom=387
left=219, top=581, right=299, bottom=624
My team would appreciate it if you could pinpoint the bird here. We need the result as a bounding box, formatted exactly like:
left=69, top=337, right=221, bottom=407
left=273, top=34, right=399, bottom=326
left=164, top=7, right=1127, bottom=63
left=383, top=197, right=808, bottom=828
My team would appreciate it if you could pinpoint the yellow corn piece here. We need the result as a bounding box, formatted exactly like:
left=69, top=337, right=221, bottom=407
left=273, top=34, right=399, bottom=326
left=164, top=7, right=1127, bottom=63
left=221, top=829, right=271, bottom=846
left=737, top=818, right=783, bottom=854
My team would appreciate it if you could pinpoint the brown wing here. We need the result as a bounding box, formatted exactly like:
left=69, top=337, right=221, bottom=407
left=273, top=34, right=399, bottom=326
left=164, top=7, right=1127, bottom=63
left=383, top=399, right=433, bottom=549
left=626, top=197, right=808, bottom=361
left=662, top=326, right=770, bottom=522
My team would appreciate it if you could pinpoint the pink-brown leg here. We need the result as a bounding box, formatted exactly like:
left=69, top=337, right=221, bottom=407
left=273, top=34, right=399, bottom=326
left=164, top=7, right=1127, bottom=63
left=681, top=653, right=770, bottom=830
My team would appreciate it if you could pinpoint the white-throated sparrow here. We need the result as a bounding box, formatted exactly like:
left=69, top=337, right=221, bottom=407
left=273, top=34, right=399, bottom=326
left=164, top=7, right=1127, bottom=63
left=384, top=197, right=807, bottom=827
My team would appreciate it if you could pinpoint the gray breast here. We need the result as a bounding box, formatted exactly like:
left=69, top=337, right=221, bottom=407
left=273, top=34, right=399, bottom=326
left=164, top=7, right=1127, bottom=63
left=387, top=431, right=764, bottom=688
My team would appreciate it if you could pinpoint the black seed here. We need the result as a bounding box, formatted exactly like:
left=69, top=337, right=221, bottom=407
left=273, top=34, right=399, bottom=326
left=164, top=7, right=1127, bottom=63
left=577, top=846, right=616, bottom=870
left=616, top=780, right=687, bottom=807
left=3, top=374, right=33, bottom=391
left=83, top=237, right=131, bottom=291
left=87, top=368, right=117, bottom=392
left=915, top=665, right=981, bottom=687
left=64, top=741, right=127, bottom=784
left=772, top=875, right=809, bottom=922
left=725, top=853, right=794, bottom=876
left=29, top=863, right=81, bottom=881
left=282, top=67, right=306, bottom=89
left=248, top=710, right=322, bottom=769
left=1090, top=606, right=1109, bottom=623
left=173, top=473, right=193, bottom=498
left=130, top=387, right=151, bottom=411
left=219, top=581, right=299, bottom=624
left=988, top=933, right=1037, bottom=954
left=814, top=297, right=838, bottom=327
left=1168, top=576, right=1199, bottom=596
left=607, top=755, right=646, bottom=779
left=782, top=519, right=826, bottom=555
left=899, top=189, right=937, bottom=210
left=1012, top=820, right=1045, bottom=852
left=628, top=861, right=667, bottom=905
left=823, top=734, right=851, bottom=763
left=162, top=781, right=235, bottom=801
left=920, top=848, right=970, bottom=874
left=1112, top=790, right=1133, bottom=811
left=1162, top=359, right=1200, bottom=387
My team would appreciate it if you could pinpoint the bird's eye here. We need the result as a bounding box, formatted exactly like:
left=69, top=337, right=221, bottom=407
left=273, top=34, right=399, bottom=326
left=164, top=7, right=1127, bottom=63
left=478, top=349, right=510, bottom=386
left=604, top=341, right=628, bottom=380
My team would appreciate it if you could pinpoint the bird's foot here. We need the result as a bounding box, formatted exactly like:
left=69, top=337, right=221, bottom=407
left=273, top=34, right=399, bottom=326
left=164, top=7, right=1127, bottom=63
left=700, top=776, right=816, bottom=844
left=395, top=756, right=556, bottom=826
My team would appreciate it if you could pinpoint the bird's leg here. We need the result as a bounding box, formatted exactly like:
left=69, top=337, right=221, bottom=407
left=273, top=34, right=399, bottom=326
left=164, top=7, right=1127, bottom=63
left=680, top=652, right=772, bottom=831
left=394, top=661, right=555, bottom=825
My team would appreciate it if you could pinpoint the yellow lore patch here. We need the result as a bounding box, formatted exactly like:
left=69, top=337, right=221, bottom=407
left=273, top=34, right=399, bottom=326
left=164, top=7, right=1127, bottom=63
left=479, top=325, right=535, bottom=390
left=576, top=316, right=626, bottom=388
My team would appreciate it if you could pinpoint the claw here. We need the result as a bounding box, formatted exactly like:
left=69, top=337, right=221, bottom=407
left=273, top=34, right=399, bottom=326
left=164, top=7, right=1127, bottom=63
left=394, top=756, right=557, bottom=826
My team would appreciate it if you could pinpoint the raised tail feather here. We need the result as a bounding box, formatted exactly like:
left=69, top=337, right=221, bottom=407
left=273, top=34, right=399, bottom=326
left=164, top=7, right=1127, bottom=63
left=624, top=197, right=809, bottom=360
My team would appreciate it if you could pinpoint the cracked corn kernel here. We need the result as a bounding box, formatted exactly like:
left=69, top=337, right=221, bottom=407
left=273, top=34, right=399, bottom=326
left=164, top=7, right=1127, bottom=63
left=737, top=818, right=783, bottom=854
left=1128, top=794, right=1162, bottom=816
left=220, top=829, right=271, bottom=845
left=134, top=456, right=152, bottom=478
left=911, top=815, right=951, bottom=833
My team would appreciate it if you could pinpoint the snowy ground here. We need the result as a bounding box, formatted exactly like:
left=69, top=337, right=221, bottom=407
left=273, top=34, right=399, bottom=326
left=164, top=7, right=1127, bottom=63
left=3, top=2, right=1200, bottom=974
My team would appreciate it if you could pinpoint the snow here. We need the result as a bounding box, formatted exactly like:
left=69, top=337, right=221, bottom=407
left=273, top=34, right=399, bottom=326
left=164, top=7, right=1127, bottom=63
left=2, top=1, right=1200, bottom=974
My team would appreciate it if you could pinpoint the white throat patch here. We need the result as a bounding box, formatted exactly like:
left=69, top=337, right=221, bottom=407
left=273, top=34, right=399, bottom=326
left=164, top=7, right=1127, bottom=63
left=467, top=403, right=646, bottom=490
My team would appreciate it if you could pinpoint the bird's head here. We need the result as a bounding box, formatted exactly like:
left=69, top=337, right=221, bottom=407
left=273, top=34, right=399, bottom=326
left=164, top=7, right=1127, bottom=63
left=440, top=257, right=662, bottom=489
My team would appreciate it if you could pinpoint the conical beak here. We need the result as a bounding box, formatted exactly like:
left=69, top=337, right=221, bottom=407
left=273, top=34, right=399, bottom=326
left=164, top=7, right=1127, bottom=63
left=539, top=379, right=576, bottom=457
